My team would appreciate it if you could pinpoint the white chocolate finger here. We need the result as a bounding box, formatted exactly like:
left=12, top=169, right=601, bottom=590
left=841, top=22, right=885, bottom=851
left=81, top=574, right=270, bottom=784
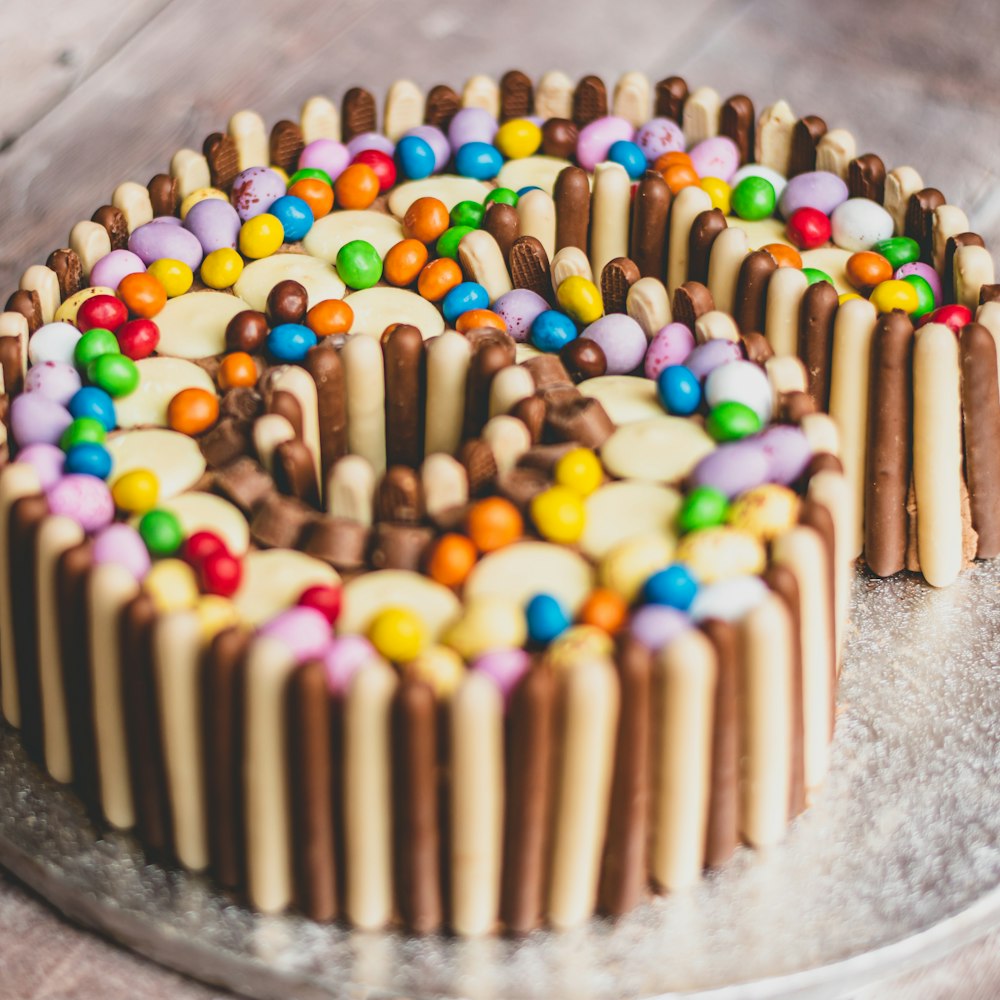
left=342, top=333, right=387, bottom=475
left=707, top=226, right=750, bottom=318
left=764, top=265, right=808, bottom=358
left=668, top=185, right=713, bottom=294
left=425, top=331, right=471, bottom=456
left=588, top=162, right=631, bottom=285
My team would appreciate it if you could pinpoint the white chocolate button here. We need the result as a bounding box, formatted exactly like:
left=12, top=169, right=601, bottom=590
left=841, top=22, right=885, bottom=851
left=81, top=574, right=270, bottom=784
left=578, top=375, right=662, bottom=425
left=387, top=175, right=492, bottom=218
left=155, top=491, right=250, bottom=556
left=234, top=549, right=339, bottom=626
left=303, top=211, right=405, bottom=264
left=106, top=428, right=206, bottom=498
left=344, top=287, right=445, bottom=340
left=581, top=480, right=681, bottom=560
left=234, top=253, right=346, bottom=311
left=799, top=247, right=854, bottom=295
left=156, top=291, right=250, bottom=359
left=496, top=156, right=577, bottom=196
left=464, top=541, right=594, bottom=615
left=727, top=216, right=793, bottom=251
left=114, top=358, right=215, bottom=428
left=601, top=417, right=715, bottom=483
left=338, top=570, right=460, bottom=640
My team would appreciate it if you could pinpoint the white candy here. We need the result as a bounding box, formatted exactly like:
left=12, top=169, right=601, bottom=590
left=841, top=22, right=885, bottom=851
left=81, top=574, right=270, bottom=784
left=731, top=164, right=788, bottom=201
left=27, top=322, right=81, bottom=366
left=830, top=197, right=894, bottom=252
left=704, top=359, right=774, bottom=423
left=689, top=575, right=769, bottom=623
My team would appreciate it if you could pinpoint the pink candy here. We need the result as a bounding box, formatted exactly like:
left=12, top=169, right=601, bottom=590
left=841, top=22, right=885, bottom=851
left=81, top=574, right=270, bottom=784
left=687, top=136, right=740, bottom=183
left=259, top=606, right=331, bottom=662
left=471, top=648, right=531, bottom=704
left=634, top=117, right=685, bottom=163
left=298, top=139, right=350, bottom=182
left=644, top=322, right=696, bottom=379
left=323, top=635, right=376, bottom=694
left=14, top=444, right=65, bottom=489
left=46, top=474, right=115, bottom=533
left=92, top=523, right=151, bottom=581
left=576, top=116, right=635, bottom=172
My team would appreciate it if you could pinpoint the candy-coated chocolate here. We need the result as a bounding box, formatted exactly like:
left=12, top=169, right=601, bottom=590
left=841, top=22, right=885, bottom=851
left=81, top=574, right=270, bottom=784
left=674, top=526, right=766, bottom=584
left=450, top=199, right=486, bottom=229
left=531, top=310, right=578, bottom=352
left=92, top=522, right=151, bottom=581
left=608, top=139, right=647, bottom=180
left=261, top=606, right=332, bottom=662
left=700, top=176, right=731, bottom=214
left=334, top=163, right=380, bottom=210
left=306, top=298, right=353, bottom=336
left=403, top=196, right=451, bottom=244
left=167, top=386, right=220, bottom=435
left=74, top=327, right=119, bottom=368
left=657, top=364, right=702, bottom=416
left=404, top=645, right=465, bottom=699
left=64, top=440, right=112, bottom=479
left=369, top=606, right=426, bottom=662
left=634, top=117, right=685, bottom=162
left=15, top=444, right=65, bottom=489
left=471, top=647, right=531, bottom=702
left=427, top=533, right=478, bottom=588
left=116, top=318, right=160, bottom=361
left=923, top=303, right=971, bottom=333
left=138, top=507, right=184, bottom=556
left=689, top=575, right=768, bottom=623
left=580, top=314, right=647, bottom=375
left=778, top=170, right=849, bottom=220
left=727, top=483, right=801, bottom=542
left=289, top=178, right=334, bottom=219
left=25, top=361, right=81, bottom=407
left=556, top=275, right=603, bottom=325
left=901, top=273, right=935, bottom=318
left=757, top=424, right=812, bottom=484
left=28, top=322, right=81, bottom=366
left=10, top=392, right=73, bottom=447
left=579, top=587, right=628, bottom=634
left=199, top=549, right=243, bottom=598
left=576, top=116, right=635, bottom=172
left=895, top=261, right=942, bottom=304
left=830, top=197, right=894, bottom=252
left=336, top=239, right=383, bottom=289
left=298, top=139, right=350, bottom=181
left=802, top=267, right=833, bottom=286
left=144, top=558, right=200, bottom=613
left=448, top=107, right=498, bottom=150
left=845, top=250, right=893, bottom=291
left=442, top=281, right=489, bottom=324
left=200, top=247, right=245, bottom=289
left=561, top=337, right=607, bottom=380
left=455, top=141, right=504, bottom=180
left=554, top=447, right=603, bottom=497
left=869, top=278, right=919, bottom=315
left=404, top=124, right=450, bottom=172
left=322, top=635, right=375, bottom=694
left=68, top=386, right=116, bottom=430
left=346, top=131, right=394, bottom=159
left=530, top=485, right=586, bottom=543
left=418, top=257, right=463, bottom=301
left=238, top=213, right=284, bottom=259
left=466, top=496, right=523, bottom=552
left=76, top=294, right=128, bottom=334
left=90, top=249, right=146, bottom=291
left=383, top=238, right=429, bottom=287
left=642, top=563, right=698, bottom=610
left=128, top=221, right=204, bottom=270
left=704, top=359, right=773, bottom=423
left=492, top=288, right=549, bottom=343
left=495, top=118, right=542, bottom=160
left=268, top=194, right=314, bottom=241
left=111, top=468, right=159, bottom=513
left=395, top=135, right=436, bottom=180
left=230, top=166, right=287, bottom=221
left=266, top=322, right=319, bottom=363
left=689, top=439, right=770, bottom=498
left=786, top=206, right=831, bottom=250
left=525, top=593, right=571, bottom=643
left=183, top=198, right=242, bottom=254
left=267, top=279, right=309, bottom=325
left=435, top=225, right=475, bottom=260
left=872, top=235, right=920, bottom=270
left=730, top=175, right=777, bottom=221
left=730, top=163, right=788, bottom=200
left=352, top=148, right=397, bottom=192
left=88, top=352, right=139, bottom=397
left=688, top=136, right=740, bottom=183
left=628, top=604, right=690, bottom=651
left=683, top=338, right=742, bottom=380
left=225, top=309, right=269, bottom=353
left=45, top=473, right=113, bottom=532
left=60, top=416, right=105, bottom=450
left=644, top=322, right=696, bottom=379
left=147, top=258, right=194, bottom=297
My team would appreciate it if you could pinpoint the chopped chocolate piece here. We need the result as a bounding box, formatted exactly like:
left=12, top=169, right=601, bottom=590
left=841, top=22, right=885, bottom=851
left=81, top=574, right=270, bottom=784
left=275, top=438, right=320, bottom=507
left=203, top=131, right=241, bottom=190
left=541, top=118, right=578, bottom=159
left=221, top=385, right=263, bottom=423
left=147, top=173, right=179, bottom=217
left=91, top=204, right=129, bottom=250
left=523, top=354, right=571, bottom=390
left=459, top=438, right=499, bottom=497
left=497, top=464, right=549, bottom=510
left=741, top=330, right=774, bottom=365
left=980, top=284, right=1000, bottom=305
left=269, top=119, right=305, bottom=174
left=560, top=338, right=607, bottom=382
left=303, top=517, right=370, bottom=572
left=553, top=166, right=591, bottom=253
left=688, top=209, right=727, bottom=286
left=250, top=492, right=317, bottom=548
left=600, top=257, right=641, bottom=314
left=517, top=442, right=577, bottom=472
left=630, top=171, right=670, bottom=278
left=544, top=395, right=614, bottom=448
left=267, top=387, right=304, bottom=438
left=424, top=84, right=461, bottom=129
left=214, top=456, right=275, bottom=515
left=483, top=202, right=520, bottom=263
left=509, top=235, right=552, bottom=297
left=46, top=248, right=84, bottom=300
left=266, top=279, right=309, bottom=326
left=672, top=280, right=714, bottom=330
left=789, top=116, right=827, bottom=176
left=572, top=74, right=608, bottom=126
left=375, top=466, right=424, bottom=524
left=720, top=94, right=755, bottom=165
left=848, top=153, right=886, bottom=203
left=371, top=523, right=434, bottom=573
left=499, top=70, right=534, bottom=122
left=510, top=395, right=546, bottom=444
left=225, top=309, right=269, bottom=353
left=199, top=417, right=252, bottom=469
left=654, top=76, right=688, bottom=122
left=5, top=289, right=41, bottom=334
left=341, top=87, right=377, bottom=141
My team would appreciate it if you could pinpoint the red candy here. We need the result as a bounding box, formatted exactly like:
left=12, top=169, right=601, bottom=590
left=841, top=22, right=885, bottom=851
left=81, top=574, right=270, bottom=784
left=76, top=293, right=128, bottom=333
left=919, top=303, right=971, bottom=333
left=182, top=529, right=227, bottom=566
left=116, top=318, right=160, bottom=360
left=351, top=149, right=396, bottom=193
left=298, top=583, right=342, bottom=624
left=786, top=207, right=832, bottom=251
left=200, top=549, right=243, bottom=597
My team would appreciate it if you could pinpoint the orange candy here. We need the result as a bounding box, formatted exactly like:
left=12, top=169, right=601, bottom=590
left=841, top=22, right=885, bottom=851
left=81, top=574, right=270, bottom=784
left=417, top=257, right=463, bottom=302
left=455, top=309, right=506, bottom=334
left=289, top=177, right=334, bottom=219
left=333, top=163, right=380, bottom=210
left=306, top=298, right=354, bottom=336
left=579, top=588, right=628, bottom=634
left=218, top=351, right=257, bottom=390
left=653, top=150, right=694, bottom=173
left=403, top=196, right=451, bottom=244
left=661, top=163, right=700, bottom=194
left=383, top=238, right=429, bottom=287
left=466, top=497, right=523, bottom=553
left=846, top=250, right=893, bottom=291
left=426, top=533, right=478, bottom=587
left=167, top=387, right=219, bottom=436
left=118, top=271, right=167, bottom=318
left=761, top=243, right=803, bottom=269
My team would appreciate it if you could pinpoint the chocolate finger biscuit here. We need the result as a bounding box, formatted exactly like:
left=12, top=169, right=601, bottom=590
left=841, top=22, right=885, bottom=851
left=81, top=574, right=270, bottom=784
left=654, top=75, right=688, bottom=122
left=573, top=74, right=607, bottom=126
left=499, top=69, right=534, bottom=122
left=382, top=324, right=426, bottom=469
left=341, top=87, right=377, bottom=141
left=630, top=172, right=670, bottom=278
left=798, top=279, right=839, bottom=411
left=600, top=257, right=640, bottom=315
left=305, top=343, right=348, bottom=484
left=553, top=165, right=591, bottom=254
left=734, top=248, right=778, bottom=335
left=720, top=94, right=755, bottom=165
left=509, top=235, right=552, bottom=298
left=789, top=115, right=827, bottom=176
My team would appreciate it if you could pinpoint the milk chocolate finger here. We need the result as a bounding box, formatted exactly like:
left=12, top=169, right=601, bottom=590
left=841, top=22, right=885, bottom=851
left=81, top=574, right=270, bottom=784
left=905, top=188, right=945, bottom=263
left=734, top=249, right=777, bottom=335
left=382, top=324, right=426, bottom=469
left=541, top=118, right=578, bottom=158
left=269, top=120, right=305, bottom=174
left=798, top=279, right=839, bottom=411
left=688, top=208, right=727, bottom=287
left=720, top=94, right=755, bottom=165
left=630, top=172, right=671, bottom=278
left=600, top=257, right=640, bottom=315
left=147, top=173, right=179, bottom=217
left=848, top=153, right=886, bottom=203
left=865, top=310, right=914, bottom=577
left=500, top=69, right=533, bottom=122
left=553, top=165, right=591, bottom=254
left=341, top=87, right=377, bottom=141
left=425, top=84, right=461, bottom=129
left=509, top=236, right=552, bottom=299
left=91, top=204, right=129, bottom=251
left=573, top=74, right=608, bottom=126
left=654, top=75, right=688, bottom=122
left=789, top=115, right=827, bottom=176
left=305, top=343, right=348, bottom=484
left=483, top=202, right=520, bottom=264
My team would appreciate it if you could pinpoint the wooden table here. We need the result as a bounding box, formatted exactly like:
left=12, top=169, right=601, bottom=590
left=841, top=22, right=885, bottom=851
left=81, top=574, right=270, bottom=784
left=2, top=0, right=999, bottom=995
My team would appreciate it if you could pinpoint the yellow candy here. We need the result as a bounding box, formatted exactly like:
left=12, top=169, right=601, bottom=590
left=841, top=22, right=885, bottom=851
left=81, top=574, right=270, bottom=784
left=530, top=485, right=586, bottom=544
left=674, top=526, right=765, bottom=584
left=368, top=606, right=426, bottom=662
left=239, top=213, right=285, bottom=259
left=556, top=275, right=603, bottom=325
left=554, top=447, right=603, bottom=497
left=53, top=286, right=116, bottom=325
left=179, top=186, right=228, bottom=220
left=270, top=166, right=290, bottom=184
left=404, top=644, right=466, bottom=698
left=200, top=247, right=245, bottom=289
left=700, top=176, right=731, bottom=215
left=196, top=595, right=242, bottom=641
left=144, top=558, right=200, bottom=613
left=599, top=533, right=675, bottom=602
left=838, top=292, right=862, bottom=306
left=111, top=468, right=159, bottom=514
left=147, top=258, right=194, bottom=298
left=727, top=484, right=801, bottom=542
left=869, top=278, right=919, bottom=315
left=443, top=597, right=526, bottom=660
left=494, top=118, right=542, bottom=159
left=546, top=624, right=614, bottom=671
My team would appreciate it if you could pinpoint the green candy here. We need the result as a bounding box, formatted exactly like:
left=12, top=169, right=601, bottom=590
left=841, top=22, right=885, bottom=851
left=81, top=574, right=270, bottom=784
left=730, top=176, right=776, bottom=221
left=74, top=327, right=119, bottom=367
left=138, top=508, right=184, bottom=556
left=677, top=486, right=729, bottom=535
left=60, top=416, right=107, bottom=451
left=902, top=273, right=936, bottom=318
left=872, top=236, right=920, bottom=270
left=336, top=239, right=383, bottom=290
left=706, top=401, right=761, bottom=442
left=802, top=267, right=834, bottom=286
left=450, top=199, right=486, bottom=229
left=484, top=187, right=518, bottom=208
left=287, top=167, right=333, bottom=188
left=435, top=225, right=475, bottom=260
left=88, top=353, right=139, bottom=397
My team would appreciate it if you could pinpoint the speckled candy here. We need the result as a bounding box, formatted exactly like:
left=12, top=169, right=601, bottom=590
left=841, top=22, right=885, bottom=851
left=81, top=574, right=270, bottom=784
left=690, top=438, right=770, bottom=498
left=492, top=288, right=549, bottom=343
left=14, top=444, right=65, bottom=489
left=471, top=647, right=531, bottom=704
left=89, top=249, right=146, bottom=291
left=230, top=166, right=287, bottom=222
left=581, top=314, right=646, bottom=375
left=830, top=198, right=894, bottom=252
left=644, top=322, right=696, bottom=378
left=704, top=359, right=773, bottom=423
left=128, top=220, right=204, bottom=270
left=10, top=393, right=72, bottom=447
left=447, top=108, right=498, bottom=151
left=576, top=116, right=635, bottom=172
left=629, top=605, right=690, bottom=651
left=758, top=423, right=813, bottom=485
left=298, top=139, right=350, bottom=182
left=688, top=136, right=740, bottom=183
left=259, top=606, right=331, bottom=662
left=46, top=474, right=115, bottom=532
left=183, top=198, right=242, bottom=254
left=634, top=117, right=685, bottom=162
left=403, top=125, right=450, bottom=172
left=92, top=523, right=151, bottom=581
left=24, top=361, right=82, bottom=407
left=895, top=261, right=943, bottom=304
left=778, top=171, right=849, bottom=220
left=28, top=322, right=81, bottom=366
left=683, top=338, right=743, bottom=380
left=323, top=635, right=375, bottom=694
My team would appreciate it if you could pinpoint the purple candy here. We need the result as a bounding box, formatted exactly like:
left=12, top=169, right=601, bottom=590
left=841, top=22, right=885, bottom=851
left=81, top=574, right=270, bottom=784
left=46, top=474, right=114, bottom=533
left=404, top=125, right=450, bottom=172
left=472, top=647, right=531, bottom=704
left=14, top=443, right=65, bottom=489
left=25, top=361, right=82, bottom=407
left=576, top=116, right=635, bottom=172
left=895, top=261, right=943, bottom=304
left=758, top=424, right=812, bottom=485
left=346, top=131, right=395, bottom=159
left=230, top=166, right=287, bottom=222
left=581, top=314, right=647, bottom=375
left=492, top=288, right=550, bottom=343
left=690, top=439, right=770, bottom=498
left=9, top=393, right=72, bottom=447
left=298, top=139, right=350, bottom=182
left=447, top=108, right=498, bottom=151
left=183, top=198, right=242, bottom=254
left=634, top=117, right=685, bottom=163
left=644, top=322, right=696, bottom=379
left=323, top=635, right=376, bottom=694
left=89, top=249, right=146, bottom=291
left=259, top=606, right=331, bottom=662
left=147, top=215, right=183, bottom=226
left=683, top=338, right=743, bottom=380
left=92, top=523, right=151, bottom=581
left=629, top=605, right=691, bottom=651
left=128, top=220, right=204, bottom=270
left=688, top=136, right=740, bottom=183
left=778, top=171, right=849, bottom=220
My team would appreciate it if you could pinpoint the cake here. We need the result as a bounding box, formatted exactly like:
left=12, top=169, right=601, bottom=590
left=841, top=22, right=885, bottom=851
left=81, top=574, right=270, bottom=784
left=0, top=67, right=997, bottom=938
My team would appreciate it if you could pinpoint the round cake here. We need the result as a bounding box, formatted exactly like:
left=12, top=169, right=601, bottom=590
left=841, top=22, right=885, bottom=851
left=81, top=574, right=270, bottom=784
left=0, top=67, right=997, bottom=937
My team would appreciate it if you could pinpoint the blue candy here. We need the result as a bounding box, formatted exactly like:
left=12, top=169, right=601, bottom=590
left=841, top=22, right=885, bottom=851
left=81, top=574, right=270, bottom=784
left=525, top=593, right=571, bottom=644
left=517, top=185, right=542, bottom=197
left=455, top=141, right=503, bottom=180
left=642, top=563, right=698, bottom=611
left=266, top=323, right=318, bottom=363
left=608, top=139, right=647, bottom=180
left=395, top=135, right=436, bottom=180
left=267, top=195, right=314, bottom=242
left=68, top=386, right=116, bottom=431
left=657, top=364, right=702, bottom=416
left=442, top=282, right=489, bottom=324
left=63, top=441, right=112, bottom=479
left=530, top=310, right=578, bottom=352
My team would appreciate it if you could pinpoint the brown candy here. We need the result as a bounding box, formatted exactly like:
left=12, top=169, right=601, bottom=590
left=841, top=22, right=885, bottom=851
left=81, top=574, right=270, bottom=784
left=553, top=165, right=591, bottom=253
left=147, top=173, right=179, bottom=217
left=382, top=324, right=426, bottom=468
left=777, top=389, right=816, bottom=424
left=572, top=74, right=608, bottom=126
left=509, top=236, right=552, bottom=297
left=630, top=171, right=670, bottom=278
left=5, top=289, right=41, bottom=334
left=424, top=84, right=461, bottom=129
left=221, top=385, right=264, bottom=423
left=688, top=209, right=727, bottom=286
left=341, top=87, right=377, bottom=141
left=560, top=337, right=607, bottom=382
left=541, top=118, right=578, bottom=159
left=848, top=153, right=886, bottom=203
left=789, top=116, right=827, bottom=177
left=734, top=248, right=778, bottom=335
left=654, top=76, right=688, bottom=122
left=482, top=202, right=520, bottom=263
left=266, top=279, right=309, bottom=325
left=225, top=309, right=269, bottom=353
left=719, top=95, right=755, bottom=165
left=600, top=257, right=640, bottom=314
left=213, top=456, right=275, bottom=515
left=523, top=353, right=571, bottom=390
left=905, top=187, right=945, bottom=261
left=46, top=248, right=84, bottom=300
left=672, top=280, right=714, bottom=330
left=269, top=120, right=304, bottom=174
left=91, top=204, right=129, bottom=250
left=203, top=132, right=240, bottom=191
left=375, top=466, right=424, bottom=524
left=499, top=70, right=534, bottom=122
left=250, top=492, right=317, bottom=548
left=303, top=517, right=370, bottom=573
left=980, top=284, right=1000, bottom=306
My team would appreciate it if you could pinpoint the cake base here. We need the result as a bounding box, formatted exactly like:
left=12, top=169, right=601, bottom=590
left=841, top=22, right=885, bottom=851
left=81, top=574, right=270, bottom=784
left=1, top=563, right=999, bottom=999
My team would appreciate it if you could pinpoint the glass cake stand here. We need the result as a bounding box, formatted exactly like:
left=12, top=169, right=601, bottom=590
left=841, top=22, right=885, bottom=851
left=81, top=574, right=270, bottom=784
left=1, top=563, right=998, bottom=999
